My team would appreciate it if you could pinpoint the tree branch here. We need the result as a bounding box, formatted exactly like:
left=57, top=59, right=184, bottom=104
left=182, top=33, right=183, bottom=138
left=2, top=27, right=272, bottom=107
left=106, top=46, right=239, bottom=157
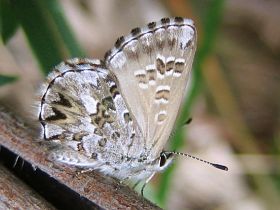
left=0, top=164, right=56, bottom=209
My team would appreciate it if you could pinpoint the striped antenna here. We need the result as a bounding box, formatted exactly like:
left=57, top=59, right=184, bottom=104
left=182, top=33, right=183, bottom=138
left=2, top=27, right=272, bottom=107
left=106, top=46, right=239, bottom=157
left=165, top=151, right=228, bottom=171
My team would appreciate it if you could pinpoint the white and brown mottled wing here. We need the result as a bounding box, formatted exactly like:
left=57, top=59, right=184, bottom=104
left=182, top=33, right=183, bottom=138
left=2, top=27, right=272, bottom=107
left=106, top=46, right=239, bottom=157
left=105, top=17, right=196, bottom=158
left=38, top=58, right=143, bottom=169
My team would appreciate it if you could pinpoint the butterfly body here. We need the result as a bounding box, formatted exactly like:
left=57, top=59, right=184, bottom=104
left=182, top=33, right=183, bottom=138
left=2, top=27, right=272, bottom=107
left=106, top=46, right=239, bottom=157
left=38, top=17, right=196, bottom=182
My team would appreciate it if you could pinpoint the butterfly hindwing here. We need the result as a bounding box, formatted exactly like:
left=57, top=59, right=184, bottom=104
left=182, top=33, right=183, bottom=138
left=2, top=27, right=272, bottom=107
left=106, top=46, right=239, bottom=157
left=38, top=58, right=144, bottom=168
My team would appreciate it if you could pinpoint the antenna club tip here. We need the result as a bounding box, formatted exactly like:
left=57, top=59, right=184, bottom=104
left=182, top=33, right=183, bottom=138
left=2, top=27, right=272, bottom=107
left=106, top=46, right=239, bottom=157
left=212, top=163, right=229, bottom=171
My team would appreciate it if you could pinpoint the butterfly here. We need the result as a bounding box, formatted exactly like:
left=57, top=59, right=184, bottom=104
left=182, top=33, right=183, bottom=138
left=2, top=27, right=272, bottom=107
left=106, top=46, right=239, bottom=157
left=38, top=17, right=227, bottom=194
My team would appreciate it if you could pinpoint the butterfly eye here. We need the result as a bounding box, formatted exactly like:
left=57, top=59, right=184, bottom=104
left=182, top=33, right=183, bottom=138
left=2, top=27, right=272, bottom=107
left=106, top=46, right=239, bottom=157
left=159, top=152, right=174, bottom=168
left=159, top=153, right=167, bottom=167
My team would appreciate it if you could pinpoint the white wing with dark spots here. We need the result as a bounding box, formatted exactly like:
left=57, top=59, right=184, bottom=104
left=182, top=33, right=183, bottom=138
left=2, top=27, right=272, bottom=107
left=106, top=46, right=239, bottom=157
left=38, top=58, right=144, bottom=170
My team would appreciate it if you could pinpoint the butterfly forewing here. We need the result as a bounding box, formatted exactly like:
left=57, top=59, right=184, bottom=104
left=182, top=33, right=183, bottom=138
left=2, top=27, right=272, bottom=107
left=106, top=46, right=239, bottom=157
left=105, top=18, right=196, bottom=158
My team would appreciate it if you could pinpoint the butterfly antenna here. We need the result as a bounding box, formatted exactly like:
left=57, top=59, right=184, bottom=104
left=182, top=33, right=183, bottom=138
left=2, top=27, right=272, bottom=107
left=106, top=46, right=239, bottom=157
left=184, top=117, right=192, bottom=125
left=169, top=117, right=193, bottom=140
left=168, top=151, right=228, bottom=171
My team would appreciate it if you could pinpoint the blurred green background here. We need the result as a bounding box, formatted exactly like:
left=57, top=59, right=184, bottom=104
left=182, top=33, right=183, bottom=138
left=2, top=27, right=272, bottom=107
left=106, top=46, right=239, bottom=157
left=0, top=0, right=279, bottom=209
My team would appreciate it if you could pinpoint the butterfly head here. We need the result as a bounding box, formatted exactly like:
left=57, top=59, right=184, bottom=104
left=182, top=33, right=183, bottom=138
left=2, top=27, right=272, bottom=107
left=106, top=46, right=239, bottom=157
left=156, top=151, right=175, bottom=171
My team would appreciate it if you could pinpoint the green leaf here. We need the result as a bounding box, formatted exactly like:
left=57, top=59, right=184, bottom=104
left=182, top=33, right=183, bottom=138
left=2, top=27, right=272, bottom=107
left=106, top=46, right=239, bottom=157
left=0, top=0, right=19, bottom=43
left=0, top=74, right=18, bottom=86
left=10, top=0, right=84, bottom=75
left=42, top=0, right=85, bottom=57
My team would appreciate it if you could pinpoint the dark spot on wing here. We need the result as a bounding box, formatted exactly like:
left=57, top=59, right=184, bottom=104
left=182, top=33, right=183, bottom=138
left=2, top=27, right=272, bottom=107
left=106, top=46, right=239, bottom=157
left=52, top=93, right=72, bottom=107
left=161, top=17, right=170, bottom=24
left=91, top=152, right=98, bottom=159
left=123, top=112, right=132, bottom=123
left=102, top=96, right=116, bottom=111
left=156, top=57, right=165, bottom=75
left=115, top=36, right=125, bottom=48
left=98, top=138, right=107, bottom=147
left=148, top=21, right=156, bottom=29
left=131, top=27, right=141, bottom=36
left=45, top=107, right=67, bottom=121
left=174, top=17, right=184, bottom=23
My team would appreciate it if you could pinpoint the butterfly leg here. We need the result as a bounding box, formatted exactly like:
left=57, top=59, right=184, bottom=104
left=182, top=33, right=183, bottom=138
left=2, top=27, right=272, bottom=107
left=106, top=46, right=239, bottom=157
left=141, top=172, right=156, bottom=196
left=132, top=180, right=141, bottom=189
